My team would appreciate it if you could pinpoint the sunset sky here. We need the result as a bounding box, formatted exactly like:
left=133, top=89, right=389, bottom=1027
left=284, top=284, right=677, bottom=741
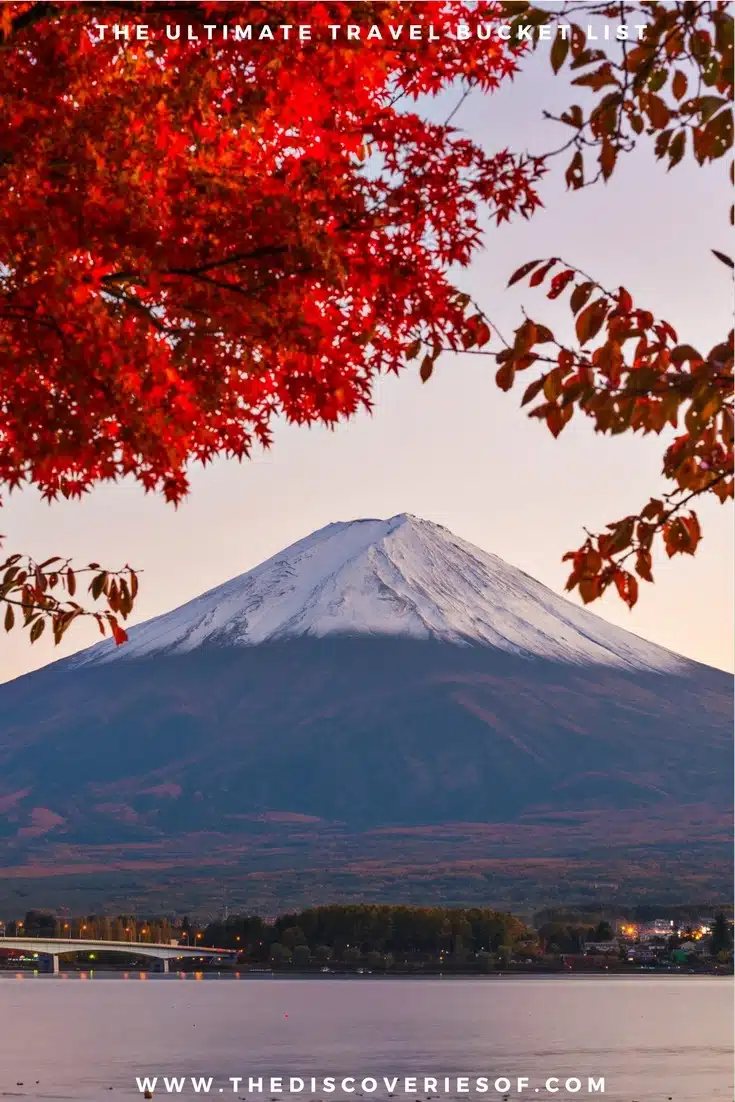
left=1, top=41, right=732, bottom=684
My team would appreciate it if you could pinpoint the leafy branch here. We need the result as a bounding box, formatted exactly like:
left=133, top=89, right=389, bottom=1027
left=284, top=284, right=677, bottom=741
left=0, top=544, right=138, bottom=645
left=503, top=0, right=733, bottom=188
left=493, top=258, right=733, bottom=606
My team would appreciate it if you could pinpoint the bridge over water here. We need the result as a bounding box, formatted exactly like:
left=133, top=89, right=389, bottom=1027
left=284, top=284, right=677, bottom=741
left=0, top=937, right=236, bottom=973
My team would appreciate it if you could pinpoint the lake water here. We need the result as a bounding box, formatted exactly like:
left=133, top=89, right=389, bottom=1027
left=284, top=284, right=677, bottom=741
left=0, top=976, right=731, bottom=1102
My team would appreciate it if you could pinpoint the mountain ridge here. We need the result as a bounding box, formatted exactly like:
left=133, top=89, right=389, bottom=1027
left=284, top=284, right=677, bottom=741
left=65, top=512, right=687, bottom=674
left=0, top=514, right=729, bottom=913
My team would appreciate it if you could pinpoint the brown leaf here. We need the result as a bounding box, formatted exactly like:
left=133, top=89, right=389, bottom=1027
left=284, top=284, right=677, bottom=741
left=672, top=70, right=688, bottom=101
left=668, top=130, right=686, bottom=168
left=614, top=570, right=639, bottom=609
left=514, top=320, right=537, bottom=354
left=90, top=571, right=107, bottom=601
left=599, top=140, right=617, bottom=181
left=474, top=321, right=491, bottom=347
left=702, top=108, right=733, bottom=159
left=617, top=287, right=633, bottom=313
left=569, top=24, right=586, bottom=58
left=655, top=129, right=673, bottom=159
left=575, top=299, right=609, bottom=345
left=529, top=259, right=558, bottom=287
left=550, top=32, right=569, bottom=74
left=565, top=150, right=584, bottom=190
left=521, top=377, right=545, bottom=407
left=683, top=513, right=702, bottom=551
left=572, top=63, right=618, bottom=91
left=507, top=260, right=543, bottom=287
left=560, top=105, right=584, bottom=129
left=495, top=362, right=516, bottom=391
left=636, top=550, right=653, bottom=583
left=108, top=615, right=129, bottom=646
left=670, top=344, right=703, bottom=365
left=664, top=516, right=700, bottom=557
left=547, top=269, right=575, bottom=300
left=578, top=577, right=600, bottom=603
left=646, top=94, right=671, bottom=129
left=543, top=368, right=563, bottom=401
left=570, top=282, right=595, bottom=315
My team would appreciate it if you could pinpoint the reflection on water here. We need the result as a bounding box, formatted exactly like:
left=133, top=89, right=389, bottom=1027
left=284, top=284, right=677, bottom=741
left=0, top=976, right=731, bottom=1102
left=4, top=970, right=220, bottom=981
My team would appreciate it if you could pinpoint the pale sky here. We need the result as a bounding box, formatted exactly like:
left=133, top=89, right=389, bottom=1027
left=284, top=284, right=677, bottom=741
left=1, top=44, right=732, bottom=684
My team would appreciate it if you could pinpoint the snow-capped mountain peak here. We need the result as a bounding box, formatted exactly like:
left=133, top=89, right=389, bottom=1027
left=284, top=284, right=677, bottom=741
left=69, top=513, right=684, bottom=672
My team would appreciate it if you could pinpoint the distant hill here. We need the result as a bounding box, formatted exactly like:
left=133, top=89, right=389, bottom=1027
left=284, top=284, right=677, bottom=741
left=0, top=516, right=730, bottom=914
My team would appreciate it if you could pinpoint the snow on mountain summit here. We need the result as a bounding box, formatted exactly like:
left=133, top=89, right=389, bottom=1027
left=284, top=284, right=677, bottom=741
left=69, top=513, right=685, bottom=672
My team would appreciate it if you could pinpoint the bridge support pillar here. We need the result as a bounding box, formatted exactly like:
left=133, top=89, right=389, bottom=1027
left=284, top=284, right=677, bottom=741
left=153, top=957, right=170, bottom=973
left=42, top=954, right=60, bottom=974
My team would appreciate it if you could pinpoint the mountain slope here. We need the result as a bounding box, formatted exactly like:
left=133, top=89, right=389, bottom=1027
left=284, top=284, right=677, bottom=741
left=0, top=515, right=730, bottom=912
left=68, top=513, right=685, bottom=672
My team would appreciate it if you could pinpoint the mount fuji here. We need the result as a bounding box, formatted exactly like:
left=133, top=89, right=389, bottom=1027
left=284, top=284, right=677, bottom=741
left=69, top=513, right=684, bottom=673
left=0, top=514, right=730, bottom=914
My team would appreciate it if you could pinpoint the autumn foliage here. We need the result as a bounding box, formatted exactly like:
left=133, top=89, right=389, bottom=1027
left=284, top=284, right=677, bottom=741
left=0, top=0, right=732, bottom=647
left=490, top=0, right=733, bottom=607
left=499, top=258, right=732, bottom=607
left=0, top=0, right=541, bottom=644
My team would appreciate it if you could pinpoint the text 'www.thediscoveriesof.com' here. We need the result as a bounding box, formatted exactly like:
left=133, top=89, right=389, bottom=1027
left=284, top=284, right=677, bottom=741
left=135, top=1076, right=607, bottom=1097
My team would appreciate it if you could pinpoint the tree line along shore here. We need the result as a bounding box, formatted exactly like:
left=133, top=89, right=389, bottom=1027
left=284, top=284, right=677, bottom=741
left=1, top=904, right=732, bottom=974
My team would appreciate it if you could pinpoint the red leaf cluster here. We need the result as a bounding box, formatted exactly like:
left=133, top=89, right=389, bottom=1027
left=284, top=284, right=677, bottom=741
left=0, top=0, right=544, bottom=510
left=500, top=258, right=733, bottom=607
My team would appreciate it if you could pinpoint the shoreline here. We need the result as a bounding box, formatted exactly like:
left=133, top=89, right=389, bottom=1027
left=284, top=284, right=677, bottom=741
left=1, top=968, right=731, bottom=980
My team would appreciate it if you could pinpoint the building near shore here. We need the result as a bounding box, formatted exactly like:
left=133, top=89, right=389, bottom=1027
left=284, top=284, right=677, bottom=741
left=584, top=941, right=620, bottom=955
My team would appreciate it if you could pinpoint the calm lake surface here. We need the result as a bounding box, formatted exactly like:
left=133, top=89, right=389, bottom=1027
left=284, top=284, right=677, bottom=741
left=0, top=976, right=731, bottom=1102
